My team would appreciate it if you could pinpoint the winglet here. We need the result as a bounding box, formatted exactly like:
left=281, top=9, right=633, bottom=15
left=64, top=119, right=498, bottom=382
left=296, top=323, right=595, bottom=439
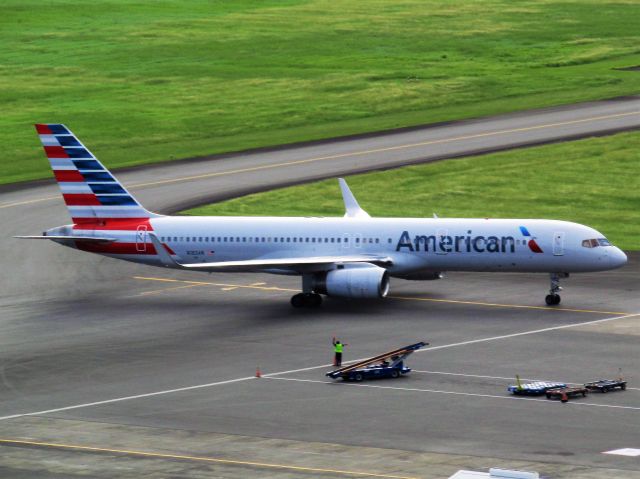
left=338, top=178, right=370, bottom=218
left=148, top=233, right=179, bottom=267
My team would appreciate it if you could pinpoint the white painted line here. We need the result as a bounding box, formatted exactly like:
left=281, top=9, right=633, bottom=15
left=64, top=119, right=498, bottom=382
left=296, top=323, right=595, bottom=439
left=413, top=313, right=640, bottom=353
left=266, top=377, right=640, bottom=411
left=602, top=448, right=640, bottom=457
left=0, top=312, right=636, bottom=421
left=410, top=370, right=640, bottom=391
left=0, top=376, right=254, bottom=421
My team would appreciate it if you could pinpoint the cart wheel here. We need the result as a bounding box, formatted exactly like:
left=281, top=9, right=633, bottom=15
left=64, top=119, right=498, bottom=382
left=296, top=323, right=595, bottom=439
left=390, top=370, right=400, bottom=379
left=602, top=387, right=608, bottom=393
left=582, top=392, right=586, bottom=397
left=354, top=373, right=364, bottom=382
left=546, top=394, right=551, bottom=399
left=621, top=384, right=626, bottom=390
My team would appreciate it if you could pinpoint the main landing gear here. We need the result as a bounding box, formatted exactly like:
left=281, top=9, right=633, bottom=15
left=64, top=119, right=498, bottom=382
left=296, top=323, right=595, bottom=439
left=291, top=293, right=323, bottom=308
left=545, top=272, right=568, bottom=306
left=291, top=273, right=323, bottom=308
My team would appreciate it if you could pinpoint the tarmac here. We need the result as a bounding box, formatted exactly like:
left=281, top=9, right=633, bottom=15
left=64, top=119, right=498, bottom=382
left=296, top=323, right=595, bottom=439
left=1, top=97, right=639, bottom=478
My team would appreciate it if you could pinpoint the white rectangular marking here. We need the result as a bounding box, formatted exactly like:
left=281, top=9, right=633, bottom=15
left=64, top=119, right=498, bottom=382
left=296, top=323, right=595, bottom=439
left=602, top=448, right=640, bottom=457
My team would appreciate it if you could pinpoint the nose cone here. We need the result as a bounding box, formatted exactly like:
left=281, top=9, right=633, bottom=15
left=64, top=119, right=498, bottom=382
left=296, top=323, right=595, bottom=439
left=609, top=247, right=627, bottom=269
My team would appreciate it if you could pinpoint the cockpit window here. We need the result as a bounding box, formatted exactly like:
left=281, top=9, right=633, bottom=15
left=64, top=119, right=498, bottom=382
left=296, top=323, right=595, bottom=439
left=582, top=238, right=612, bottom=248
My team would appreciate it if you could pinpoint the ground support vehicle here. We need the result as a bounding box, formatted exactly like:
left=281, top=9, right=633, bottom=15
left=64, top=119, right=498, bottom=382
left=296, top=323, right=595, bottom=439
left=326, top=341, right=428, bottom=381
left=507, top=381, right=566, bottom=396
left=546, top=386, right=588, bottom=402
left=584, top=379, right=627, bottom=393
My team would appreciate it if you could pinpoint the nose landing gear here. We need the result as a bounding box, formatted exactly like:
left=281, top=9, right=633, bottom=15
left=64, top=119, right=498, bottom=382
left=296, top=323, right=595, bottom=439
left=545, top=272, right=568, bottom=306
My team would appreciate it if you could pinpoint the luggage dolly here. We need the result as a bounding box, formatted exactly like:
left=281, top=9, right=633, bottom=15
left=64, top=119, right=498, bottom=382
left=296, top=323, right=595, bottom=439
left=326, top=341, right=428, bottom=382
left=584, top=379, right=627, bottom=393
left=546, top=386, right=588, bottom=402
left=507, top=376, right=566, bottom=396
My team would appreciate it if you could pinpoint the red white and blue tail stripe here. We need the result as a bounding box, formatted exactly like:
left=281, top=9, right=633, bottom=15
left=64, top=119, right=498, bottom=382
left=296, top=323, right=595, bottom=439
left=35, top=124, right=156, bottom=226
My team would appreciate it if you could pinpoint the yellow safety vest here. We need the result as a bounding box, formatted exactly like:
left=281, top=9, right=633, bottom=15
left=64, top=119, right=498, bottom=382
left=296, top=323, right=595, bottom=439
left=334, top=343, right=343, bottom=353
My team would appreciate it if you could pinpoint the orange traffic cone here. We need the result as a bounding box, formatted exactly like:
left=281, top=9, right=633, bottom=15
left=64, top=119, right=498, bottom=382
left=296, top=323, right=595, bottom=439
left=255, top=366, right=262, bottom=378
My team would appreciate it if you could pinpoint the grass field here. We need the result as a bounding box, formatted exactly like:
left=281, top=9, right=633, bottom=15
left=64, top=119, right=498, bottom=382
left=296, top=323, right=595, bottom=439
left=184, top=131, right=640, bottom=250
left=3, top=0, right=640, bottom=184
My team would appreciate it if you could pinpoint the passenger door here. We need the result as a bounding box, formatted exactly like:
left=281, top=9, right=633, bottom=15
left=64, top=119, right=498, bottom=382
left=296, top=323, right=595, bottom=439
left=553, top=232, right=565, bottom=256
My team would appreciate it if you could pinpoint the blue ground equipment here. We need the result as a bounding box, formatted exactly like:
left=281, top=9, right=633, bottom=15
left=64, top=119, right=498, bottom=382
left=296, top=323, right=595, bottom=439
left=326, top=341, right=428, bottom=381
left=508, top=380, right=567, bottom=396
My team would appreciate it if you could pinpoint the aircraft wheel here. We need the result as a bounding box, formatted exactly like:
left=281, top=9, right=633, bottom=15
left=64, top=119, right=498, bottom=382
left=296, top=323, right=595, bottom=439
left=310, top=293, right=323, bottom=307
left=291, top=293, right=323, bottom=308
left=545, top=294, right=561, bottom=306
left=291, top=294, right=305, bottom=308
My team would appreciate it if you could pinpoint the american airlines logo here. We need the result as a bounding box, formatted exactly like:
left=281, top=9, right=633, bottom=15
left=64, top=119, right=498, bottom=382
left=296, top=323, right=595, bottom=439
left=519, top=226, right=544, bottom=253
left=396, top=230, right=516, bottom=253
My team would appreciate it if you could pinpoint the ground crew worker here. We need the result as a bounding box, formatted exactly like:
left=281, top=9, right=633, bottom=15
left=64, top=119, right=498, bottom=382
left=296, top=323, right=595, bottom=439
left=333, top=337, right=347, bottom=366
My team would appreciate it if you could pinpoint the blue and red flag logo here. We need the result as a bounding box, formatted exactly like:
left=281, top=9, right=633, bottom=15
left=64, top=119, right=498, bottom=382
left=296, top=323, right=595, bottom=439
left=519, top=226, right=543, bottom=253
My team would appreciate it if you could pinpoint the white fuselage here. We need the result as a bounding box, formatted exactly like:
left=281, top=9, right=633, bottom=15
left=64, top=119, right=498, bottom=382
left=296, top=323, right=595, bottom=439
left=66, top=216, right=627, bottom=275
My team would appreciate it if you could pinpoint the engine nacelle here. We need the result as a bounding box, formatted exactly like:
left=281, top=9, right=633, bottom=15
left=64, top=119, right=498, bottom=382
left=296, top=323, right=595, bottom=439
left=314, top=265, right=390, bottom=299
left=397, top=271, right=443, bottom=281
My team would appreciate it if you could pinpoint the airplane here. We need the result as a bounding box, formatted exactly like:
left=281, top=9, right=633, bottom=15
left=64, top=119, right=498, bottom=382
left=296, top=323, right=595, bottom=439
left=17, top=124, right=628, bottom=308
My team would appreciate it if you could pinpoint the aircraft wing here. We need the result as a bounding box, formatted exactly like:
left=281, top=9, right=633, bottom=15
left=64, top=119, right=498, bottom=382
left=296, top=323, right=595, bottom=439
left=148, top=233, right=392, bottom=272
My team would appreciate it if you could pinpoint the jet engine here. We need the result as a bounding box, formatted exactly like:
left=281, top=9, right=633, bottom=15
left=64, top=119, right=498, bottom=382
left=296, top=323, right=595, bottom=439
left=314, top=264, right=390, bottom=299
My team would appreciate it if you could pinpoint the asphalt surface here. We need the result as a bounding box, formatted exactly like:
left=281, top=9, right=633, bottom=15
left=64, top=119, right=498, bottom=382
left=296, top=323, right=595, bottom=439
left=1, top=97, right=639, bottom=478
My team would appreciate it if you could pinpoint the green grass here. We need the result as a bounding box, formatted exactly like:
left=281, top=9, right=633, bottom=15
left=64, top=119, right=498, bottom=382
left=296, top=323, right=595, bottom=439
left=184, top=131, right=640, bottom=250
left=3, top=0, right=640, bottom=184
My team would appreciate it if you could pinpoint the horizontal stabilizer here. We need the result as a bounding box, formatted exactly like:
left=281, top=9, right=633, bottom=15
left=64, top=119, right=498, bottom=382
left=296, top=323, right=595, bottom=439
left=14, top=235, right=117, bottom=243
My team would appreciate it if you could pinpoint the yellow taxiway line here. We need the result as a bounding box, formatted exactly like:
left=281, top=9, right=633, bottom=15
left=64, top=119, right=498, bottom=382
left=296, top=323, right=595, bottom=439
left=133, top=276, right=629, bottom=315
left=2, top=109, right=639, bottom=209
left=0, top=439, right=418, bottom=479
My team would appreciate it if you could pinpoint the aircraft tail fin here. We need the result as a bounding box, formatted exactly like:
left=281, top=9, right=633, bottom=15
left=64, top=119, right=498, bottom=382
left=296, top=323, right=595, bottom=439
left=35, top=124, right=157, bottom=226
